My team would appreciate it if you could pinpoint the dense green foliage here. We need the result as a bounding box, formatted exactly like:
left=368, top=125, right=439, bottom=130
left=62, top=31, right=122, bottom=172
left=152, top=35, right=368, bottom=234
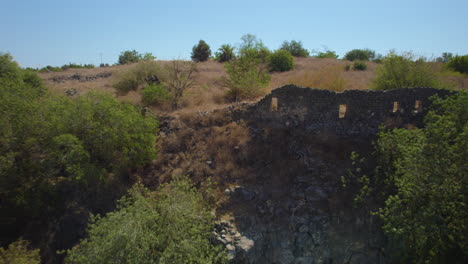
left=113, top=61, right=163, bottom=93
left=0, top=53, right=158, bottom=226
left=436, top=52, right=453, bottom=63
left=65, top=177, right=227, bottom=264
left=447, top=55, right=468, bottom=74
left=215, top=44, right=235, bottom=63
left=268, top=50, right=294, bottom=72
left=118, top=50, right=142, bottom=64
left=344, top=48, right=375, bottom=61
left=345, top=93, right=467, bottom=263
left=352, top=61, right=367, bottom=71
left=0, top=239, right=41, bottom=264
left=141, top=84, right=172, bottom=106
left=191, top=40, right=211, bottom=62
left=279, top=40, right=309, bottom=57
left=221, top=35, right=271, bottom=101
left=372, top=51, right=444, bottom=90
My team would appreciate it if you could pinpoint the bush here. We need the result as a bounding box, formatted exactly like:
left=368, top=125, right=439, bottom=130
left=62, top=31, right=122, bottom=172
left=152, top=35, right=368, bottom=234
left=344, top=64, right=351, bottom=71
left=141, top=84, right=171, bottom=106
left=191, top=40, right=211, bottom=62
left=0, top=239, right=40, bottom=264
left=64, top=178, right=228, bottom=264
left=163, top=60, right=197, bottom=109
left=118, top=50, right=142, bottom=65
left=314, top=50, right=339, bottom=59
left=344, top=49, right=375, bottom=61
left=238, top=34, right=271, bottom=63
left=352, top=61, right=367, bottom=71
left=268, top=50, right=294, bottom=72
left=372, top=51, right=445, bottom=90
left=447, top=55, right=468, bottom=74
left=346, top=93, right=468, bottom=262
left=279, top=40, right=309, bottom=57
left=113, top=61, right=163, bottom=94
left=215, top=44, right=235, bottom=63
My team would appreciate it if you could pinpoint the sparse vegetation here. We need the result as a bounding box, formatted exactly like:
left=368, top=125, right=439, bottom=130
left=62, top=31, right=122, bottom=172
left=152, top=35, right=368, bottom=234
left=288, top=65, right=346, bottom=92
left=118, top=50, right=155, bottom=65
left=268, top=50, right=294, bottom=72
left=279, top=40, right=309, bottom=57
left=313, top=50, right=339, bottom=59
left=191, top=40, right=211, bottom=62
left=65, top=178, right=228, bottom=264
left=113, top=61, right=163, bottom=93
left=163, top=60, right=197, bottom=109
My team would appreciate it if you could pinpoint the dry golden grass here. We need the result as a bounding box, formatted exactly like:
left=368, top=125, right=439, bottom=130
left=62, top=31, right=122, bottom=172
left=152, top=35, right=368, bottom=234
left=39, top=57, right=466, bottom=114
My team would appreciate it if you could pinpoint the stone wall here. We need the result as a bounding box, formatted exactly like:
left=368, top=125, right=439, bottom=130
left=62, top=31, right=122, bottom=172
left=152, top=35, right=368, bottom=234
left=241, top=85, right=453, bottom=137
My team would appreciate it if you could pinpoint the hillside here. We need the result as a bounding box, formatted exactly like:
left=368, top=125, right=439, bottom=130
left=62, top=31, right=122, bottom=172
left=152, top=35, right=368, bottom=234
left=39, top=58, right=380, bottom=111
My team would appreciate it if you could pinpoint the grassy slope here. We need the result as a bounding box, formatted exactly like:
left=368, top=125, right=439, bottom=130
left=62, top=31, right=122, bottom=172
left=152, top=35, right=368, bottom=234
left=39, top=57, right=467, bottom=114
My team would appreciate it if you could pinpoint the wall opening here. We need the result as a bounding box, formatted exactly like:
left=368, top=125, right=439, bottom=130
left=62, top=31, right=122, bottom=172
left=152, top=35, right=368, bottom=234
left=339, top=104, right=347, bottom=118
left=414, top=100, right=422, bottom=113
left=270, top=97, right=278, bottom=112
left=392, top=101, right=400, bottom=113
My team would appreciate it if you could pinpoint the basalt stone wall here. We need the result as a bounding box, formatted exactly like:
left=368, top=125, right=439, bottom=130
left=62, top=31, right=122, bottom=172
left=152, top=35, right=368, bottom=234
left=241, top=85, right=454, bottom=137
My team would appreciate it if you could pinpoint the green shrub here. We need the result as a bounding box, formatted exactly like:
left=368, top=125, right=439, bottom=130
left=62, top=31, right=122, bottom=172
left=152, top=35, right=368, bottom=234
left=344, top=49, right=375, bottom=61
left=279, top=40, right=309, bottom=57
left=64, top=178, right=228, bottom=264
left=223, top=55, right=270, bottom=101
left=352, top=61, right=367, bottom=71
left=113, top=61, right=163, bottom=94
left=61, top=63, right=95, bottom=70
left=118, top=50, right=142, bottom=65
left=346, top=93, right=468, bottom=262
left=0, top=239, right=40, bottom=264
left=268, top=50, right=294, bottom=72
left=238, top=34, right=271, bottom=63
left=314, top=50, right=339, bottom=59
left=141, top=84, right=171, bottom=106
left=215, top=44, right=235, bottom=63
left=447, top=55, right=468, bottom=74
left=344, top=64, right=351, bottom=71
left=372, top=51, right=445, bottom=90
left=191, top=40, right=211, bottom=62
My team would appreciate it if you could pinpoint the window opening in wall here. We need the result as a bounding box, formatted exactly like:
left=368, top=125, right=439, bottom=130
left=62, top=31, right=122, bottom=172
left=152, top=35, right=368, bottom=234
left=392, top=101, right=400, bottom=113
left=414, top=100, right=422, bottom=113
left=339, top=104, right=347, bottom=118
left=271, top=97, right=278, bottom=112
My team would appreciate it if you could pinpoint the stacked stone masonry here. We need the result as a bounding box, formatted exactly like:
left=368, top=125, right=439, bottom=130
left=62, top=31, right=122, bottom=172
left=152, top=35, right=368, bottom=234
left=241, top=85, right=454, bottom=137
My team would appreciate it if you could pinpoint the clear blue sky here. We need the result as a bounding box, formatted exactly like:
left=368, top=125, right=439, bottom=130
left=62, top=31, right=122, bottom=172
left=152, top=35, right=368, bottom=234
left=1, top=0, right=467, bottom=68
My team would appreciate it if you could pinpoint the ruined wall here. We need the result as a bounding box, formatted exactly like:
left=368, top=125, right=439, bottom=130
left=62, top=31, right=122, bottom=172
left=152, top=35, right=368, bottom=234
left=241, top=85, right=453, bottom=137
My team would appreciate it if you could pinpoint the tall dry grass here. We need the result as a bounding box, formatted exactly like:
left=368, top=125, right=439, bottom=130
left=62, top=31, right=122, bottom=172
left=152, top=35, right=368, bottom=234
left=287, top=65, right=347, bottom=92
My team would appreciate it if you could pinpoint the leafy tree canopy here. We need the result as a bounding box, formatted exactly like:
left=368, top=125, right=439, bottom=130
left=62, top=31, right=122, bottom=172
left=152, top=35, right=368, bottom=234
left=280, top=40, right=309, bottom=57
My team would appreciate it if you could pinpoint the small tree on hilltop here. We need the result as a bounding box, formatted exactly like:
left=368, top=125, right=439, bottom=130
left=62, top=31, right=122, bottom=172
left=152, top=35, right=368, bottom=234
left=344, top=49, right=375, bottom=61
left=118, top=50, right=142, bottom=65
left=280, top=40, right=310, bottom=57
left=215, top=44, right=235, bottom=63
left=191, top=40, right=211, bottom=62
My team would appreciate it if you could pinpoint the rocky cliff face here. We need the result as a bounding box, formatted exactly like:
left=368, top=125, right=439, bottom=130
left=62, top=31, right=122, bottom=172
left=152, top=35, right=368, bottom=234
left=148, top=86, right=452, bottom=264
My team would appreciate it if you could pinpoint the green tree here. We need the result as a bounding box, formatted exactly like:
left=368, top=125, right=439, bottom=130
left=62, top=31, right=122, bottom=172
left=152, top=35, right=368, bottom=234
left=268, top=50, right=294, bottom=72
left=215, top=44, right=235, bottom=63
left=345, top=93, right=467, bottom=263
left=118, top=50, right=142, bottom=65
left=447, top=55, right=468, bottom=74
left=372, top=51, right=444, bottom=90
left=344, top=48, right=375, bottom=61
left=142, top=52, right=156, bottom=61
left=191, top=40, right=211, bottom=62
left=279, top=40, right=309, bottom=57
left=113, top=61, right=163, bottom=93
left=0, top=239, right=40, bottom=264
left=141, top=84, right=171, bottom=106
left=64, top=177, right=228, bottom=264
left=238, top=34, right=271, bottom=63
